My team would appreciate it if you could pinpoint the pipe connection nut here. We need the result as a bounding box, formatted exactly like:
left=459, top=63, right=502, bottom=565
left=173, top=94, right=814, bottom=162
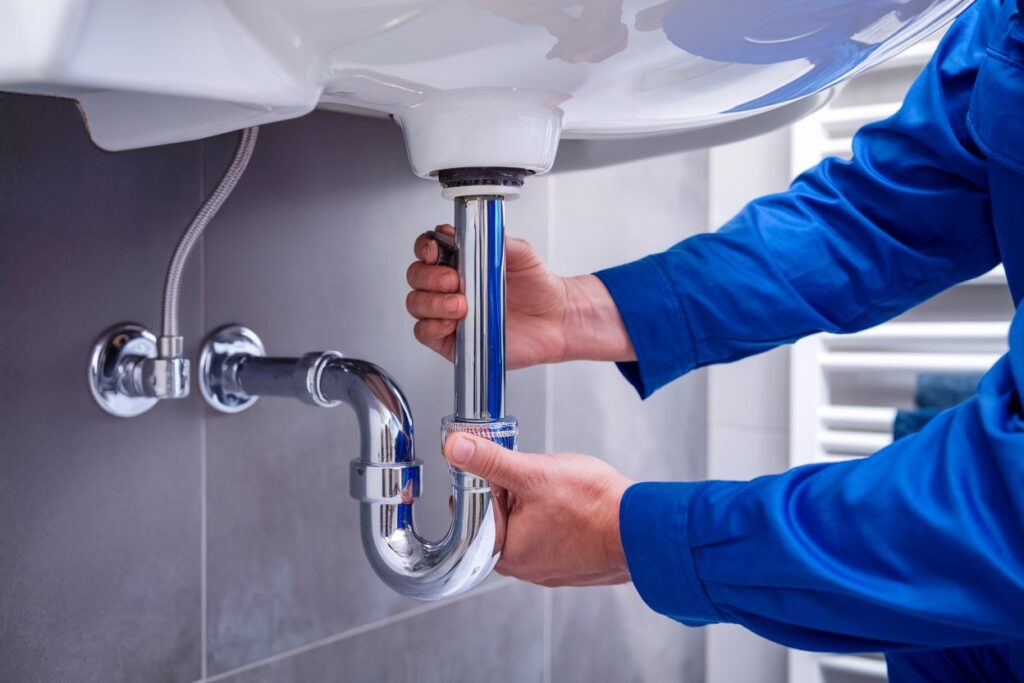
left=350, top=461, right=423, bottom=505
left=121, top=354, right=190, bottom=399
left=296, top=351, right=344, bottom=408
left=143, top=356, right=190, bottom=399
left=441, top=415, right=519, bottom=490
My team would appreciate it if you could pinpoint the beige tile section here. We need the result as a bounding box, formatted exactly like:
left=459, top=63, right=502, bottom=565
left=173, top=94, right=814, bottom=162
left=706, top=427, right=790, bottom=683
left=708, top=425, right=789, bottom=482
left=705, top=427, right=790, bottom=682
left=709, top=347, right=791, bottom=432
left=707, top=624, right=787, bottom=683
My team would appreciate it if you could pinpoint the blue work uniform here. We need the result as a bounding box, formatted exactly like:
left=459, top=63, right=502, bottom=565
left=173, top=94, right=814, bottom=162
left=595, top=0, right=1024, bottom=679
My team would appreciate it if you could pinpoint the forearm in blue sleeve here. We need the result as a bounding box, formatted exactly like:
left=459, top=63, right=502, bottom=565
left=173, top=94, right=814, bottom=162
left=597, top=1, right=1000, bottom=398
left=620, top=307, right=1024, bottom=652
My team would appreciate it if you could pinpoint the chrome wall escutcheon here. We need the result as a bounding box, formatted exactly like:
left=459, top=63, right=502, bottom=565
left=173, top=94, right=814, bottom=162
left=198, top=325, right=266, bottom=413
left=88, top=323, right=160, bottom=418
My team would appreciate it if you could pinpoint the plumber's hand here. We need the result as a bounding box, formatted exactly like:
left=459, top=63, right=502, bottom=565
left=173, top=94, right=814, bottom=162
left=406, top=225, right=636, bottom=369
left=444, top=432, right=633, bottom=587
left=408, top=225, right=570, bottom=369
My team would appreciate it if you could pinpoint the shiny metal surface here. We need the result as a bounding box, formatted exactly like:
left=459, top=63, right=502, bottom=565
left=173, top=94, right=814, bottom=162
left=158, top=335, right=184, bottom=358
left=142, top=356, right=191, bottom=399
left=297, top=351, right=344, bottom=408
left=141, top=127, right=260, bottom=404
left=198, top=324, right=266, bottom=413
left=441, top=416, right=519, bottom=491
left=87, top=130, right=258, bottom=415
left=453, top=195, right=507, bottom=422
left=88, top=323, right=160, bottom=418
left=349, top=460, right=421, bottom=505
left=197, top=325, right=500, bottom=600
left=88, top=324, right=190, bottom=407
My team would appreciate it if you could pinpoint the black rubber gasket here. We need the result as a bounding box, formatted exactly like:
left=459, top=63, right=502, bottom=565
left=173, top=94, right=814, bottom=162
left=437, top=167, right=531, bottom=188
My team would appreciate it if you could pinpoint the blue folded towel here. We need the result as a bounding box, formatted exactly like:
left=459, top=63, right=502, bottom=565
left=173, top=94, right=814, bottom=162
left=893, top=407, right=943, bottom=441
left=914, top=373, right=982, bottom=410
left=893, top=373, right=982, bottom=440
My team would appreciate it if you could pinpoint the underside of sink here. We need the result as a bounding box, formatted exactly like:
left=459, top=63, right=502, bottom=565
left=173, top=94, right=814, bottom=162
left=1, top=0, right=968, bottom=176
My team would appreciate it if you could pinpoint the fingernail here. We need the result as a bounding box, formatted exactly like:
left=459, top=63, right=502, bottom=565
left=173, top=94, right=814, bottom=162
left=445, top=295, right=459, bottom=313
left=450, top=436, right=475, bottom=467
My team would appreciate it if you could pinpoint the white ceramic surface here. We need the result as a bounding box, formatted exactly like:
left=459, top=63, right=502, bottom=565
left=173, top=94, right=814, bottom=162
left=0, top=0, right=968, bottom=175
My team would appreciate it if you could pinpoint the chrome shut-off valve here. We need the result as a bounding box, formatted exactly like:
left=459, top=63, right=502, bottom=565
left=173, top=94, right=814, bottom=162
left=87, top=127, right=258, bottom=418
left=88, top=324, right=190, bottom=418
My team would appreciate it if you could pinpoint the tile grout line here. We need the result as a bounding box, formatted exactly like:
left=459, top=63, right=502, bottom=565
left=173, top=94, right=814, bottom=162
left=200, top=410, right=208, bottom=680
left=542, top=174, right=555, bottom=683
left=196, top=578, right=517, bottom=683
left=199, top=140, right=209, bottom=681
left=542, top=589, right=553, bottom=683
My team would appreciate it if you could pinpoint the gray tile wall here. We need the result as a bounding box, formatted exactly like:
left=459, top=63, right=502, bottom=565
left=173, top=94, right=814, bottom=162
left=0, top=93, right=707, bottom=682
left=0, top=93, right=206, bottom=683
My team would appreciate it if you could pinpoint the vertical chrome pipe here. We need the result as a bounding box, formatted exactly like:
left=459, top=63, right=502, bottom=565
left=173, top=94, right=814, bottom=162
left=197, top=171, right=528, bottom=601
left=454, top=196, right=507, bottom=422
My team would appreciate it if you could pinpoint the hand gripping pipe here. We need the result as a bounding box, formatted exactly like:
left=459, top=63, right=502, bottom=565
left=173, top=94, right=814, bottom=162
left=350, top=167, right=522, bottom=598
left=198, top=167, right=524, bottom=599
left=349, top=167, right=524, bottom=598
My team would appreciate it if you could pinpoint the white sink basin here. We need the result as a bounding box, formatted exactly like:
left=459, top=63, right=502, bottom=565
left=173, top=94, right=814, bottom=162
left=1, top=0, right=967, bottom=176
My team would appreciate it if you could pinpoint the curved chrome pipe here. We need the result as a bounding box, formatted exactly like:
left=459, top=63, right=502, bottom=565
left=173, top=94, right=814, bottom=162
left=229, top=352, right=501, bottom=601
left=324, top=359, right=501, bottom=600
left=199, top=170, right=523, bottom=600
left=343, top=188, right=516, bottom=599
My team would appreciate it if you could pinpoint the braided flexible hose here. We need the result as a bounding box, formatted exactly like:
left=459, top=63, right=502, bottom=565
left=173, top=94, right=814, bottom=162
left=161, top=127, right=259, bottom=338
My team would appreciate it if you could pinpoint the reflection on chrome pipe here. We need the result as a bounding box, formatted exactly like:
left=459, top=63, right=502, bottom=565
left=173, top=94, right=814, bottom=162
left=199, top=165, right=527, bottom=601
left=339, top=170, right=524, bottom=599
left=453, top=195, right=506, bottom=422
left=324, top=360, right=501, bottom=600
left=228, top=352, right=500, bottom=600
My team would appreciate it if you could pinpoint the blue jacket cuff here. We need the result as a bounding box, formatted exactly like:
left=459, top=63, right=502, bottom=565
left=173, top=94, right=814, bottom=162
left=595, top=258, right=697, bottom=399
left=619, top=482, right=722, bottom=626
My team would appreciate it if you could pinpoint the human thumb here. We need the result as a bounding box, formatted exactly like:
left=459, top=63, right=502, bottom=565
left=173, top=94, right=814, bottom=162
left=444, top=433, right=535, bottom=490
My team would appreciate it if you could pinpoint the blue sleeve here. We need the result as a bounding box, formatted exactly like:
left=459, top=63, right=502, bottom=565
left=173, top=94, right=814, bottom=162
left=619, top=306, right=1024, bottom=651
left=597, top=1, right=1000, bottom=398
